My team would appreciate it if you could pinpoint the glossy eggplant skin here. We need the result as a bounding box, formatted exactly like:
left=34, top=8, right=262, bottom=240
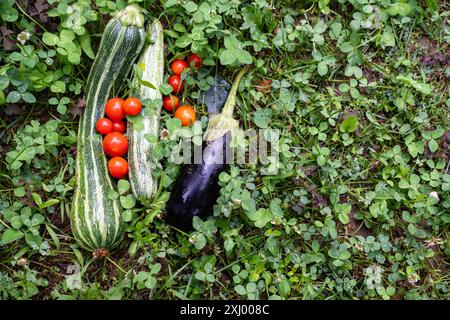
left=198, top=76, right=230, bottom=115
left=166, top=132, right=231, bottom=231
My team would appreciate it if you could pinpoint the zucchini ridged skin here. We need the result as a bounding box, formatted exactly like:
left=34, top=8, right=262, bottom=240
left=128, top=20, right=164, bottom=201
left=70, top=12, right=145, bottom=254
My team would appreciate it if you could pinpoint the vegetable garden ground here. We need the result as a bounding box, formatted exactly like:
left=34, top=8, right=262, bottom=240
left=0, top=0, right=449, bottom=300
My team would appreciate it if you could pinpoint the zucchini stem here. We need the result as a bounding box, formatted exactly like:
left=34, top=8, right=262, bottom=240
left=116, top=4, right=145, bottom=27
left=222, top=66, right=249, bottom=118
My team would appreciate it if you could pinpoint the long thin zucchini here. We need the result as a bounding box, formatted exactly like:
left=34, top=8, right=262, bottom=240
left=70, top=5, right=145, bottom=257
left=128, top=20, right=164, bottom=201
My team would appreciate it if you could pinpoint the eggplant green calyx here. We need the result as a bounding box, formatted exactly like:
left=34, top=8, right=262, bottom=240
left=116, top=4, right=145, bottom=28
left=203, top=66, right=249, bottom=142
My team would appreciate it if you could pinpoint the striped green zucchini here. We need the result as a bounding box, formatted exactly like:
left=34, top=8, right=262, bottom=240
left=128, top=20, right=164, bottom=201
left=70, top=5, right=145, bottom=257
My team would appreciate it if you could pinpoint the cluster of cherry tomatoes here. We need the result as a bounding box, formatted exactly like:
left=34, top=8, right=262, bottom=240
left=163, top=53, right=202, bottom=126
left=95, top=97, right=143, bottom=179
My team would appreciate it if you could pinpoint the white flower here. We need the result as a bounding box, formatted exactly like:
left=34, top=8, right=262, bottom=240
left=17, top=31, right=31, bottom=45
left=231, top=198, right=241, bottom=206
left=17, top=257, right=27, bottom=267
left=429, top=191, right=439, bottom=201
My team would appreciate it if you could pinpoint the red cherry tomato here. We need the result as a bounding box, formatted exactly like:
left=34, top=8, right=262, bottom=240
left=188, top=53, right=202, bottom=68
left=174, top=105, right=196, bottom=126
left=112, top=120, right=126, bottom=133
left=168, top=75, right=184, bottom=93
left=163, top=95, right=179, bottom=112
left=105, top=97, right=125, bottom=122
left=171, top=59, right=188, bottom=75
left=96, top=118, right=114, bottom=134
left=108, top=157, right=128, bottom=179
left=123, top=97, right=142, bottom=116
left=102, top=132, right=128, bottom=157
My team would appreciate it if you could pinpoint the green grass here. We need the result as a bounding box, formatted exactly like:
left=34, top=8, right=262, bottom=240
left=0, top=0, right=449, bottom=300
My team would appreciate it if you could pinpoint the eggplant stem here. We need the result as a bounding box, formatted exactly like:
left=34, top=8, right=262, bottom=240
left=222, top=66, right=249, bottom=118
left=202, top=65, right=249, bottom=142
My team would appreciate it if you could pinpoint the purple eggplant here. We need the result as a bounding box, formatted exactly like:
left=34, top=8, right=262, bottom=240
left=198, top=75, right=231, bottom=115
left=166, top=68, right=248, bottom=231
